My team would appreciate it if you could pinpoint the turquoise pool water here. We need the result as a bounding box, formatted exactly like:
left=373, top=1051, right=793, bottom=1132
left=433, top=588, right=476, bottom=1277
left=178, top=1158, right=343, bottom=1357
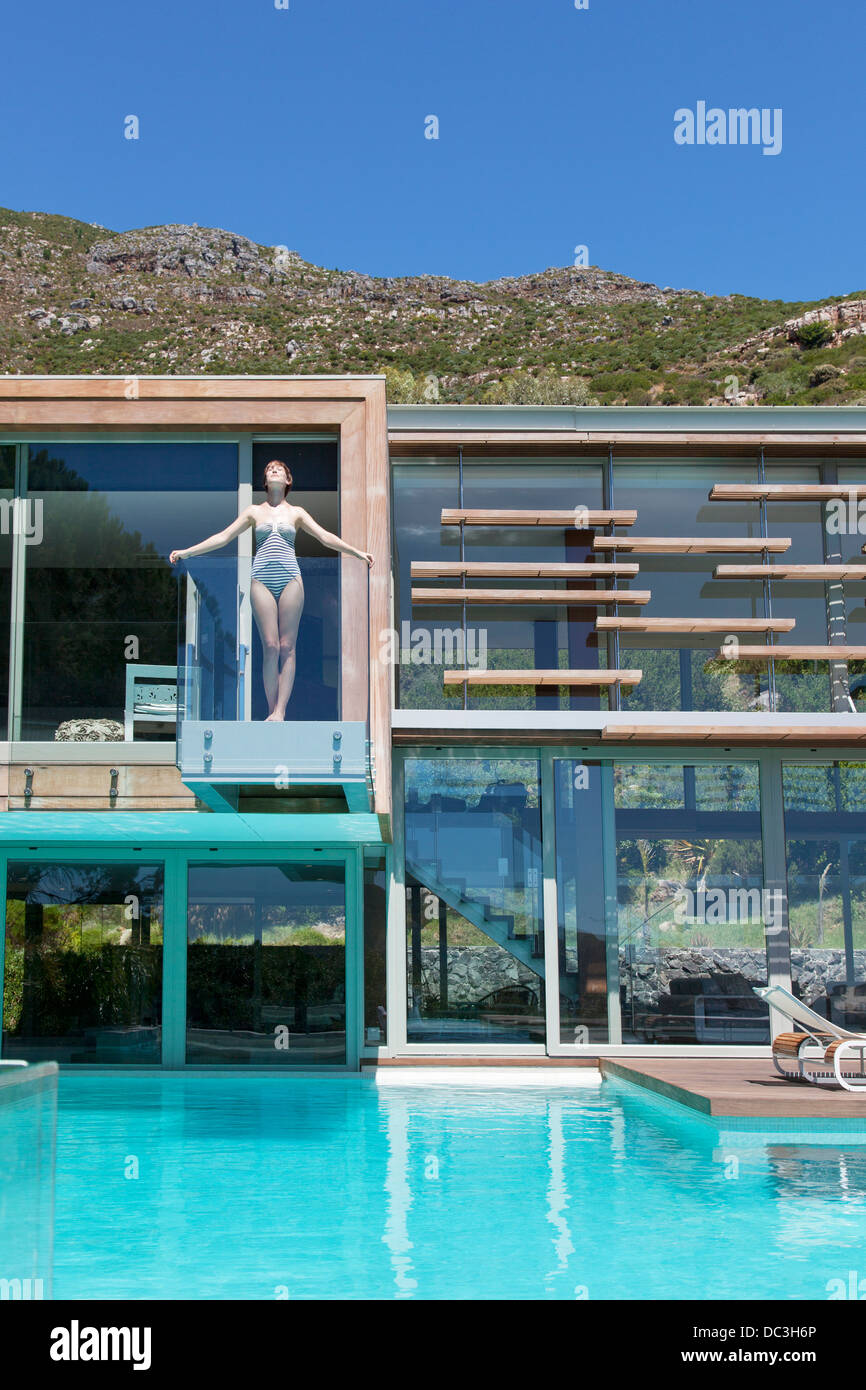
left=50, top=1074, right=866, bottom=1300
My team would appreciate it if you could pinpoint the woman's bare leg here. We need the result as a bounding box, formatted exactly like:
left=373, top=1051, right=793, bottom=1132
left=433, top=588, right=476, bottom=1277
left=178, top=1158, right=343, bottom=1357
left=250, top=579, right=280, bottom=715
left=269, top=578, right=304, bottom=721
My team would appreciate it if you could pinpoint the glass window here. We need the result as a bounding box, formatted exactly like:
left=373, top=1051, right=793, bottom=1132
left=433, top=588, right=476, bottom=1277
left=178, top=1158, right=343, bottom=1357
left=462, top=461, right=606, bottom=712
left=612, top=461, right=771, bottom=713
left=249, top=441, right=340, bottom=721
left=554, top=760, right=609, bottom=1044
left=392, top=459, right=461, bottom=711
left=363, top=853, right=387, bottom=1045
left=834, top=465, right=866, bottom=712
left=186, top=862, right=346, bottom=1065
left=614, top=762, right=770, bottom=1045
left=0, top=446, right=14, bottom=738
left=404, top=756, right=545, bottom=1044
left=392, top=458, right=608, bottom=712
left=23, top=442, right=238, bottom=740
left=763, top=464, right=830, bottom=713
left=3, top=861, right=164, bottom=1063
left=783, top=762, right=866, bottom=1030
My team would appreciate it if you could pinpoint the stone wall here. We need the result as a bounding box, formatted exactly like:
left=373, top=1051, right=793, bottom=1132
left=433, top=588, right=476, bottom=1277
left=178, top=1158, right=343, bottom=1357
left=417, top=946, right=540, bottom=1006
left=417, top=943, right=866, bottom=1012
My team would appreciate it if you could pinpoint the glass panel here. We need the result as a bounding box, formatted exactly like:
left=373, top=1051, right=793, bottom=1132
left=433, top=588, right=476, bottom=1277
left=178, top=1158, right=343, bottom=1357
left=615, top=762, right=770, bottom=1044
left=764, top=464, right=829, bottom=713
left=23, top=443, right=238, bottom=740
left=554, top=760, right=609, bottom=1044
left=3, top=861, right=163, bottom=1063
left=363, top=854, right=388, bottom=1046
left=834, top=465, right=866, bottom=711
left=462, top=461, right=606, bottom=712
left=179, top=554, right=343, bottom=724
left=613, top=460, right=770, bottom=713
left=784, top=762, right=866, bottom=1029
left=404, top=757, right=545, bottom=1044
left=392, top=460, right=461, bottom=711
left=0, top=446, right=14, bottom=738
left=185, top=862, right=346, bottom=1065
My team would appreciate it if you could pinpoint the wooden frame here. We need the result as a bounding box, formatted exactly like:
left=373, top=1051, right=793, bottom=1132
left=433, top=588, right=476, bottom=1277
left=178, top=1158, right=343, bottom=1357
left=715, top=564, right=866, bottom=579
left=596, top=617, right=796, bottom=634
left=710, top=483, right=866, bottom=501
left=718, top=645, right=866, bottom=661
left=411, top=587, right=651, bottom=606
left=593, top=536, right=792, bottom=554
left=0, top=376, right=392, bottom=835
left=410, top=561, right=640, bottom=578
left=443, top=669, right=642, bottom=687
left=441, top=508, right=636, bottom=527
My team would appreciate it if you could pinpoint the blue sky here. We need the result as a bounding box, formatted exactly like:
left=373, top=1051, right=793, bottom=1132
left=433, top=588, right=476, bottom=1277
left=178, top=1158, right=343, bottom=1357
left=2, top=0, right=863, bottom=301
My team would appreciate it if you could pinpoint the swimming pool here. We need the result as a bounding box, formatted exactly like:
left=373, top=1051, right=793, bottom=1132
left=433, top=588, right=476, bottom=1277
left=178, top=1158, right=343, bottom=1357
left=50, top=1073, right=866, bottom=1300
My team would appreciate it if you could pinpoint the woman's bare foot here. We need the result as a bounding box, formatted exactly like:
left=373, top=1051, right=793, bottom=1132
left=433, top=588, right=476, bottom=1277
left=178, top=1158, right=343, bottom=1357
left=265, top=710, right=285, bottom=722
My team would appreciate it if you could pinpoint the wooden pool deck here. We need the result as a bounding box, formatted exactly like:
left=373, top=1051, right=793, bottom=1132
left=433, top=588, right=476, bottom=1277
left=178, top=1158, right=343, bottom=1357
left=601, top=1057, right=866, bottom=1120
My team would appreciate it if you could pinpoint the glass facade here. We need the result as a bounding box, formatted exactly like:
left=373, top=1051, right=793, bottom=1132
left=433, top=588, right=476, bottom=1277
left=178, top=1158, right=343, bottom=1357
left=3, top=861, right=164, bottom=1063
left=0, top=423, right=862, bottom=1064
left=783, top=762, right=866, bottom=1029
left=185, top=862, right=346, bottom=1065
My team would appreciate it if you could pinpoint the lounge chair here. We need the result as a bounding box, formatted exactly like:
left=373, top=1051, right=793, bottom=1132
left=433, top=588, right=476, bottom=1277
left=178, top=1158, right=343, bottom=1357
left=754, top=984, right=866, bottom=1092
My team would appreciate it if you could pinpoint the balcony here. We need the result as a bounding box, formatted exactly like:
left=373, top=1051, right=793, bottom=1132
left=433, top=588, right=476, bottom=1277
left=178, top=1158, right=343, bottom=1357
left=176, top=555, right=373, bottom=813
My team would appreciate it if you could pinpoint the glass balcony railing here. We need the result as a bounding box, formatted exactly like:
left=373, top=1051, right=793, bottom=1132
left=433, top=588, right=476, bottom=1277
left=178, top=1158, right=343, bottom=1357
left=176, top=555, right=372, bottom=807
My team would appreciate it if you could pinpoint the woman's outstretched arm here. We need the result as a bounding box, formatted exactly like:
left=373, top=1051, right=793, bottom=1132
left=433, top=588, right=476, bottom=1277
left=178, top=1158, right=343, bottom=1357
left=295, top=508, right=374, bottom=566
left=170, top=508, right=255, bottom=563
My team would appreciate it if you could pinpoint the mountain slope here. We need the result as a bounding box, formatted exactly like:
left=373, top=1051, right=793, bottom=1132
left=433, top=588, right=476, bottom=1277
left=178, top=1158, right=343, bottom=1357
left=1, top=206, right=865, bottom=405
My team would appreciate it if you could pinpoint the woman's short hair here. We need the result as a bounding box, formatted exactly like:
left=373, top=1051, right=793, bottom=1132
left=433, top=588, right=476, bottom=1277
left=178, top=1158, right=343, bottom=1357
left=263, top=459, right=293, bottom=494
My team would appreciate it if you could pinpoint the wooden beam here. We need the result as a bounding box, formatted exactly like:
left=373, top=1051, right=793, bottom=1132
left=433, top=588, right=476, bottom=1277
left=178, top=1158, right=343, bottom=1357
left=594, top=536, right=791, bottom=554
left=444, top=669, right=642, bottom=687
left=411, top=587, right=651, bottom=606
left=711, top=483, right=866, bottom=502
left=718, top=645, right=866, bottom=660
left=596, top=617, right=796, bottom=633
left=410, top=560, right=640, bottom=578
left=715, top=564, right=866, bottom=579
left=601, top=724, right=866, bottom=744
left=441, top=508, right=636, bottom=527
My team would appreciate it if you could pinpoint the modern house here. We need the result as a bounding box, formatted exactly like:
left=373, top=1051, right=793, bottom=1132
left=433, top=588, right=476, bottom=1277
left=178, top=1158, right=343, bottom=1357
left=0, top=376, right=864, bottom=1067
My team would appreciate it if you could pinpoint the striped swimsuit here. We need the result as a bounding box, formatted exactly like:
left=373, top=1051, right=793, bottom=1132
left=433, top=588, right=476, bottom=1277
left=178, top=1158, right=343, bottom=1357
left=251, top=514, right=302, bottom=599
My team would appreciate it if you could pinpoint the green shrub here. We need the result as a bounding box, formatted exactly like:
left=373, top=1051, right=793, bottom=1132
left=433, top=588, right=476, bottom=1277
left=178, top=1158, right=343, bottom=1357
left=795, top=320, right=835, bottom=349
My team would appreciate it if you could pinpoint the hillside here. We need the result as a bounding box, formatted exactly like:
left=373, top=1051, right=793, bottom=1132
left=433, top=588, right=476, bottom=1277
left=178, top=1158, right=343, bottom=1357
left=1, top=206, right=865, bottom=405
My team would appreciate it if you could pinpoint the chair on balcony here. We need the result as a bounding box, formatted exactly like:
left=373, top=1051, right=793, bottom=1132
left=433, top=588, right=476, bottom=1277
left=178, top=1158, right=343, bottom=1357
left=124, top=664, right=178, bottom=741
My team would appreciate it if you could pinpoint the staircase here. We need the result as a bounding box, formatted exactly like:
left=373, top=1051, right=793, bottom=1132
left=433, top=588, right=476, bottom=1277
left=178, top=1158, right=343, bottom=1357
left=405, top=856, right=580, bottom=1000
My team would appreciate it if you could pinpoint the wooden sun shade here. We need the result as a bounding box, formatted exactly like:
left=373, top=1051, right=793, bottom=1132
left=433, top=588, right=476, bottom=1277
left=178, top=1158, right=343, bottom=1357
left=715, top=564, right=866, bottom=580
left=710, top=484, right=866, bottom=502
left=593, top=537, right=792, bottom=554
left=411, top=587, right=651, bottom=606
left=602, top=724, right=866, bottom=744
left=718, top=645, right=866, bottom=661
left=440, top=508, right=637, bottom=527
left=444, top=669, right=642, bottom=687
left=410, top=561, right=640, bottom=578
left=596, top=617, right=796, bottom=634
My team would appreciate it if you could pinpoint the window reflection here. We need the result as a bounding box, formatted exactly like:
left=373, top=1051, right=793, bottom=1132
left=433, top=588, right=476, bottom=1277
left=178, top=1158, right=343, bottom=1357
left=3, top=861, right=163, bottom=1063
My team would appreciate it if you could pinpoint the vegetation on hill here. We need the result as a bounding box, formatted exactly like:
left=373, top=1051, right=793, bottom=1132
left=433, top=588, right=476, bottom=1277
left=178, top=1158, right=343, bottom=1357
left=2, top=206, right=865, bottom=404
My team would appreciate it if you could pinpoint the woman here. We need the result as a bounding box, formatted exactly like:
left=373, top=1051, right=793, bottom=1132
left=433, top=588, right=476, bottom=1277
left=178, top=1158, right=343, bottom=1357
left=170, top=460, right=373, bottom=721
